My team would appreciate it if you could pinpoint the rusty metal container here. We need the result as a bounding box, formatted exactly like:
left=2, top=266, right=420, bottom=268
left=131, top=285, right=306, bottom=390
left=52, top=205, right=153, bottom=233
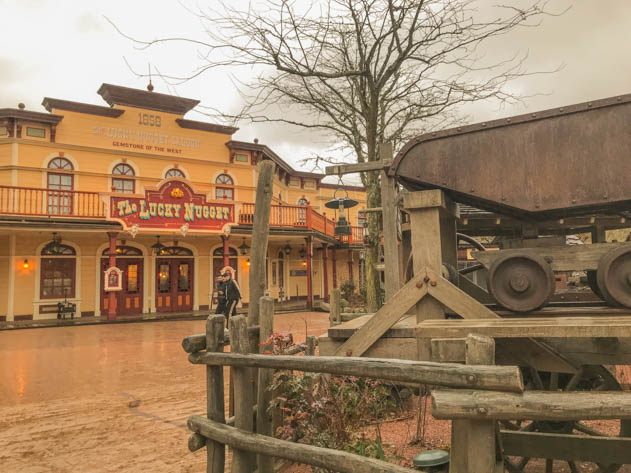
left=392, top=94, right=631, bottom=220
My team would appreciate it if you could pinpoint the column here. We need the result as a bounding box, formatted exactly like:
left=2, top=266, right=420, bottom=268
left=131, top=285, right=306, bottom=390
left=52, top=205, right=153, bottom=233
left=222, top=235, right=230, bottom=268
left=332, top=248, right=338, bottom=289
left=322, top=244, right=329, bottom=302
left=305, top=236, right=313, bottom=309
left=107, top=232, right=118, bottom=321
left=7, top=235, right=15, bottom=322
left=348, top=249, right=354, bottom=286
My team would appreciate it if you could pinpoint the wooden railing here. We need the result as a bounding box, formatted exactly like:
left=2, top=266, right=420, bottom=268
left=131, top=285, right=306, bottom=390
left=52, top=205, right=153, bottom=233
left=183, top=306, right=527, bottom=473
left=0, top=185, right=106, bottom=218
left=238, top=203, right=363, bottom=243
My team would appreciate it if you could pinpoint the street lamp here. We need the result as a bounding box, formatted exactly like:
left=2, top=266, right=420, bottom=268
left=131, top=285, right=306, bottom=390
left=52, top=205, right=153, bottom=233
left=238, top=238, right=250, bottom=255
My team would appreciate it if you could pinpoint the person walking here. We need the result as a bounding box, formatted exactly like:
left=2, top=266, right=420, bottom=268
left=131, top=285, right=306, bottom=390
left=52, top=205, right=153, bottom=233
left=221, top=267, right=241, bottom=326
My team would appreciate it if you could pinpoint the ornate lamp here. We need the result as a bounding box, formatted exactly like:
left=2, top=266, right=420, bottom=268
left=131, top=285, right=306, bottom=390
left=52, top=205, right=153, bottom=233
left=151, top=236, right=166, bottom=255
left=298, top=246, right=306, bottom=259
left=238, top=238, right=250, bottom=255
left=325, top=182, right=358, bottom=236
left=283, top=242, right=292, bottom=256
left=50, top=232, right=62, bottom=253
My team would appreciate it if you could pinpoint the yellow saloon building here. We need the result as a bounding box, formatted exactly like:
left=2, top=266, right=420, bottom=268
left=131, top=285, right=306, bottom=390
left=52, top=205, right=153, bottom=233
left=0, top=83, right=366, bottom=321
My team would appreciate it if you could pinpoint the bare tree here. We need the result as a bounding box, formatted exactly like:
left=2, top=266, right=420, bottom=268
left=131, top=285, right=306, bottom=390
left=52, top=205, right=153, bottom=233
left=116, top=0, right=561, bottom=311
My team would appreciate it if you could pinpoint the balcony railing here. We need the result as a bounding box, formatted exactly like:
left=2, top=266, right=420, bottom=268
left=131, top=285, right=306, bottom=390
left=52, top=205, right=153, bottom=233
left=0, top=185, right=106, bottom=218
left=0, top=185, right=365, bottom=243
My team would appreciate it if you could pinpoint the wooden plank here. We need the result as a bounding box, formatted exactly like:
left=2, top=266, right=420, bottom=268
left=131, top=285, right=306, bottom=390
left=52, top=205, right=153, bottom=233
left=188, top=416, right=415, bottom=473
left=248, top=160, right=275, bottom=328
left=501, top=430, right=631, bottom=464
left=229, top=316, right=256, bottom=472
left=425, top=267, right=500, bottom=320
left=205, top=315, right=226, bottom=473
left=318, top=336, right=418, bottom=360
left=431, top=338, right=466, bottom=363
left=324, top=160, right=390, bottom=175
left=472, top=242, right=629, bottom=272
left=256, top=297, right=275, bottom=473
left=417, top=316, right=631, bottom=339
left=540, top=337, right=631, bottom=366
left=432, top=389, right=631, bottom=421
left=380, top=143, right=401, bottom=302
left=330, top=288, right=341, bottom=326
left=189, top=352, right=524, bottom=392
left=332, top=272, right=428, bottom=357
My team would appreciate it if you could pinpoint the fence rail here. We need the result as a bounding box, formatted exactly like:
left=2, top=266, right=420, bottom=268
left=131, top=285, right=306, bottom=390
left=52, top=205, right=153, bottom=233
left=0, top=185, right=105, bottom=218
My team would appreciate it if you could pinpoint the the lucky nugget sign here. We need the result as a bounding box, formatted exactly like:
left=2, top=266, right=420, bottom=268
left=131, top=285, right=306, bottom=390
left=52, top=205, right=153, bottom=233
left=108, top=180, right=234, bottom=232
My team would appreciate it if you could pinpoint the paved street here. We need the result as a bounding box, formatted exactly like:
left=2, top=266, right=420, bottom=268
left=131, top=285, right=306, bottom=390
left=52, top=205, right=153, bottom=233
left=0, top=313, right=330, bottom=472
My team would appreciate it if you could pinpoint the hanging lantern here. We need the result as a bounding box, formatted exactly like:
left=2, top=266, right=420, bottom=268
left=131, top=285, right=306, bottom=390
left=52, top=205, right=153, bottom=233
left=325, top=180, right=358, bottom=237
left=151, top=236, right=165, bottom=255
left=238, top=238, right=250, bottom=255
left=298, top=246, right=306, bottom=259
left=49, top=232, right=62, bottom=254
left=283, top=242, right=292, bottom=255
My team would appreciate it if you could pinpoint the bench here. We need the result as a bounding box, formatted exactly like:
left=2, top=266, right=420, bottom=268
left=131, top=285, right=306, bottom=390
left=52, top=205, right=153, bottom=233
left=57, top=301, right=76, bottom=320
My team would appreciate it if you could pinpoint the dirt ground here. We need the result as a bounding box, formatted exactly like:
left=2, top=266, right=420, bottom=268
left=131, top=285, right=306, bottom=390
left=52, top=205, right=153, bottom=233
left=2, top=313, right=630, bottom=473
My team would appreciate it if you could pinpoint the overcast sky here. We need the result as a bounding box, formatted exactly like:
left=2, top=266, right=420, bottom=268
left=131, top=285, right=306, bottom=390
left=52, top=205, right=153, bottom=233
left=2, top=1, right=631, bottom=183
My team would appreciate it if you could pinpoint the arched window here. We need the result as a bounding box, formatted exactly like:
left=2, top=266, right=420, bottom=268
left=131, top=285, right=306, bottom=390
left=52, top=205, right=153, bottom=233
left=40, top=242, right=76, bottom=299
left=297, top=197, right=309, bottom=224
left=158, top=246, right=193, bottom=256
left=101, top=246, right=143, bottom=256
left=215, top=174, right=234, bottom=200
left=165, top=168, right=185, bottom=179
left=47, top=158, right=73, bottom=215
left=112, top=163, right=135, bottom=194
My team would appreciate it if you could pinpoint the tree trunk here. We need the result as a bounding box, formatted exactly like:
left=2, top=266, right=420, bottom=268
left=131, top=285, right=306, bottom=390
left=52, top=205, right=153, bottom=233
left=364, top=165, right=383, bottom=312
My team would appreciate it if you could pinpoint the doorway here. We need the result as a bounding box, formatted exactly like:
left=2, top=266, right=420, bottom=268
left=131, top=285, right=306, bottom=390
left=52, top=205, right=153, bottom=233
left=100, top=246, right=144, bottom=315
left=155, top=246, right=194, bottom=312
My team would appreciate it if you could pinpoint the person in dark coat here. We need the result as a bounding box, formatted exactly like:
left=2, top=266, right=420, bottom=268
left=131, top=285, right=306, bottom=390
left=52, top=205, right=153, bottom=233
left=221, top=267, right=241, bottom=325
left=215, top=274, right=227, bottom=315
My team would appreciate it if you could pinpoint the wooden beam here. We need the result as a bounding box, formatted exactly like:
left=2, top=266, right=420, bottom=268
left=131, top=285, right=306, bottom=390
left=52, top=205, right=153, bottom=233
left=380, top=142, right=402, bottom=302
left=332, top=271, right=428, bottom=358
left=502, top=430, right=631, bottom=464
left=189, top=352, right=524, bottom=392
left=417, top=316, right=631, bottom=339
left=432, top=389, right=631, bottom=421
left=205, top=315, right=226, bottom=473
left=188, top=416, right=414, bottom=473
left=325, top=160, right=390, bottom=176
left=256, top=297, right=275, bottom=473
left=458, top=276, right=494, bottom=305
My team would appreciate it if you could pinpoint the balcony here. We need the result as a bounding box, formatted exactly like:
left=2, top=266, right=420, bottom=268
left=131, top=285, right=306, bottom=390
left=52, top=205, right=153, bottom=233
left=0, top=185, right=365, bottom=244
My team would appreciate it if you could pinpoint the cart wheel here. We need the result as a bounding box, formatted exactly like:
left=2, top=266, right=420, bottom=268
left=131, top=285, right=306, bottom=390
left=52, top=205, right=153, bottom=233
left=596, top=245, right=631, bottom=308
left=487, top=253, right=555, bottom=312
left=502, top=365, right=630, bottom=473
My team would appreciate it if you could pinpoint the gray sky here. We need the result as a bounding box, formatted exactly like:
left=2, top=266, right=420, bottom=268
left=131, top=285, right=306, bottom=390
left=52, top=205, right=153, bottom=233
left=2, top=0, right=631, bottom=183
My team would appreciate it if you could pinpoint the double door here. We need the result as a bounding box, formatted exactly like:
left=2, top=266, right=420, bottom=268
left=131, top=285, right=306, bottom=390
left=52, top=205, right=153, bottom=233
left=156, top=258, right=194, bottom=312
left=100, top=258, right=143, bottom=315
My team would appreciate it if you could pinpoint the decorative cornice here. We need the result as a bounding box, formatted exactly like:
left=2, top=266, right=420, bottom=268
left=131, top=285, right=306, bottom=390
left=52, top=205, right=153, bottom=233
left=176, top=118, right=238, bottom=135
left=42, top=97, right=124, bottom=118
left=97, top=83, right=200, bottom=115
left=0, top=108, right=64, bottom=125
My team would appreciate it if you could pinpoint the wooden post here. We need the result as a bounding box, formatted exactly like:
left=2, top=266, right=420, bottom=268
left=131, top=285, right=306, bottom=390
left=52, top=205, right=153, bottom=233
left=230, top=315, right=256, bottom=472
left=107, top=231, right=118, bottom=321
left=348, top=250, right=354, bottom=288
left=257, top=297, right=275, bottom=473
left=332, top=248, right=338, bottom=289
left=379, top=143, right=401, bottom=301
left=450, top=334, right=502, bottom=473
left=306, top=336, right=316, bottom=357
left=322, top=244, right=329, bottom=302
left=330, top=288, right=341, bottom=326
left=248, top=161, right=275, bottom=325
left=206, top=315, right=226, bottom=473
left=306, top=236, right=313, bottom=309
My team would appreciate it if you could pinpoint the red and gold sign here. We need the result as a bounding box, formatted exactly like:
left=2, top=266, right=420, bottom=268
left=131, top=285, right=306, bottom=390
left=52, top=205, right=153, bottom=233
left=109, top=180, right=234, bottom=232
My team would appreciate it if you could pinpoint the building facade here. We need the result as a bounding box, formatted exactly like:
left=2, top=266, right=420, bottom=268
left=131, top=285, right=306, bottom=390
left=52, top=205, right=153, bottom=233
left=0, top=84, right=366, bottom=321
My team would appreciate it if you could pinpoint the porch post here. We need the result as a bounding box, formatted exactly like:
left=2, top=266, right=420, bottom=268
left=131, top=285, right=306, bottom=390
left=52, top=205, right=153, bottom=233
left=322, top=244, right=329, bottom=302
left=222, top=235, right=230, bottom=268
left=348, top=249, right=354, bottom=286
left=332, top=248, right=338, bottom=289
left=306, top=236, right=313, bottom=309
left=107, top=231, right=118, bottom=321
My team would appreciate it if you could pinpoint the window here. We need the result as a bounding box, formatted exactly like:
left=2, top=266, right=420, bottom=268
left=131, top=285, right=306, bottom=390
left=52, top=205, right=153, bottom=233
left=47, top=158, right=73, bottom=215
left=303, top=179, right=315, bottom=188
left=112, top=163, right=135, bottom=194
left=159, top=246, right=193, bottom=256
left=289, top=177, right=300, bottom=187
left=101, top=246, right=143, bottom=256
left=40, top=242, right=76, bottom=299
left=27, top=127, right=46, bottom=138
left=165, top=168, right=185, bottom=179
left=0, top=126, right=9, bottom=136
left=215, top=174, right=234, bottom=200
left=298, top=198, right=309, bottom=224
left=234, top=153, right=248, bottom=163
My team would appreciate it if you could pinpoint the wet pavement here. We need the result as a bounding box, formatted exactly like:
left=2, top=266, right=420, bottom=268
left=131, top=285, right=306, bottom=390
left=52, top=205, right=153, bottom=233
left=0, top=312, right=330, bottom=472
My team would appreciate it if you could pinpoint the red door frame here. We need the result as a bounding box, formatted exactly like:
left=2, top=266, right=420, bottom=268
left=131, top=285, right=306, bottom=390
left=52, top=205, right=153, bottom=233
left=100, top=258, right=144, bottom=315
left=155, top=258, right=194, bottom=312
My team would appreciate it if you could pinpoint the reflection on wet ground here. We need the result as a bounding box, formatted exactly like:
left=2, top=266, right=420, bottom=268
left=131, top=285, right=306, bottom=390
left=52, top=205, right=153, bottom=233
left=0, top=313, right=330, bottom=472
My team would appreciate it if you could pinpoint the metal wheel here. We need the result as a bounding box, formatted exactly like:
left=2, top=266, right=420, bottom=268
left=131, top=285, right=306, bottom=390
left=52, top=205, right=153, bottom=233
left=596, top=245, right=631, bottom=308
left=502, top=365, right=631, bottom=473
left=487, top=253, right=555, bottom=312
